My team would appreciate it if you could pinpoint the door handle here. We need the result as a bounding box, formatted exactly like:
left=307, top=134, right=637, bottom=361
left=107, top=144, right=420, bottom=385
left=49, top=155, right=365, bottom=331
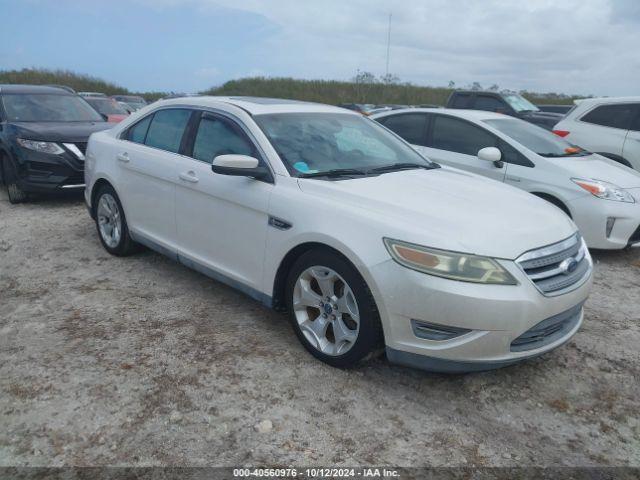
left=506, top=176, right=521, bottom=182
left=179, top=171, right=199, bottom=183
left=116, top=152, right=130, bottom=163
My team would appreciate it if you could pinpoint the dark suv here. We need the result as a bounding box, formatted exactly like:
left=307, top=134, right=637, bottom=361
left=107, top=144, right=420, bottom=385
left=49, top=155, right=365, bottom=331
left=0, top=85, right=111, bottom=203
left=446, top=90, right=564, bottom=130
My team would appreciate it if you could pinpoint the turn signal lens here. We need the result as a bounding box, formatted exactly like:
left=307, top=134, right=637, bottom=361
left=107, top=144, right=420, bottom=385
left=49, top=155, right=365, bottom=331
left=383, top=238, right=518, bottom=285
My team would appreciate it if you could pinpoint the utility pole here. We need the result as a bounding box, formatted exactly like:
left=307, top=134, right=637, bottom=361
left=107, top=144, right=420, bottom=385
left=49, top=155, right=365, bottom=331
left=385, top=13, right=392, bottom=78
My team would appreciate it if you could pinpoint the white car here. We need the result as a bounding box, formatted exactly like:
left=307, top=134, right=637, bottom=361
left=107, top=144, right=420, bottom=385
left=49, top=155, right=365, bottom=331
left=373, top=109, right=640, bottom=250
left=84, top=97, right=592, bottom=373
left=552, top=97, right=640, bottom=170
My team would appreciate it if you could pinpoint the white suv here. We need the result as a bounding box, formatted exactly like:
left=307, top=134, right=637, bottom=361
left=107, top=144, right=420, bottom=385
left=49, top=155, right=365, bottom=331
left=552, top=97, right=640, bottom=170
left=84, top=97, right=592, bottom=373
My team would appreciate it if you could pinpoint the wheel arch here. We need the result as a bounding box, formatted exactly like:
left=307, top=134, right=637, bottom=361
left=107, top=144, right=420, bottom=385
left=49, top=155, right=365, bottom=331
left=271, top=242, right=373, bottom=314
left=531, top=191, right=572, bottom=218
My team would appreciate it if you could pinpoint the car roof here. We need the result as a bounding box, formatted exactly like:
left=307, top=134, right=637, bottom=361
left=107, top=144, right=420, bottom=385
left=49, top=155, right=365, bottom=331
left=154, top=96, right=355, bottom=115
left=573, top=96, right=640, bottom=106
left=372, top=107, right=508, bottom=122
left=0, top=84, right=75, bottom=95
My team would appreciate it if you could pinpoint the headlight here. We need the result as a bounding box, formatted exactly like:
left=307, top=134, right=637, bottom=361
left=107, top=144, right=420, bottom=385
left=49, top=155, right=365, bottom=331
left=572, top=178, right=635, bottom=203
left=17, top=138, right=65, bottom=155
left=383, top=238, right=518, bottom=285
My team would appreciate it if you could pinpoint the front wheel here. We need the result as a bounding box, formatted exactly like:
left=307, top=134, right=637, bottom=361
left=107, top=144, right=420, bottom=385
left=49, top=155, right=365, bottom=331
left=285, top=249, right=383, bottom=368
left=2, top=158, right=28, bottom=204
left=94, top=184, right=139, bottom=256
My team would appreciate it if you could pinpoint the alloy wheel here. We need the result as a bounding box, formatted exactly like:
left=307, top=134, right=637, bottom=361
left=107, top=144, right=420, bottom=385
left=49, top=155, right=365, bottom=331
left=292, top=266, right=360, bottom=356
left=97, top=193, right=122, bottom=248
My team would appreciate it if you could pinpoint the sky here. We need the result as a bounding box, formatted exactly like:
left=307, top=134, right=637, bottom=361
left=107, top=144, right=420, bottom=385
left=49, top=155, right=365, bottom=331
left=2, top=0, right=639, bottom=96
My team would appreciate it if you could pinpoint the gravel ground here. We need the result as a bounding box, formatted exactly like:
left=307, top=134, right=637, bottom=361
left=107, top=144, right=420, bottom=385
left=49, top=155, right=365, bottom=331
left=0, top=190, right=639, bottom=468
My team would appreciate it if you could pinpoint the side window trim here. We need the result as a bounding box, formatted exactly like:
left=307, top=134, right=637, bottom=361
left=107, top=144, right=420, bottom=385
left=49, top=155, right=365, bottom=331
left=182, top=108, right=275, bottom=183
left=579, top=103, right=635, bottom=131
left=426, top=113, right=533, bottom=167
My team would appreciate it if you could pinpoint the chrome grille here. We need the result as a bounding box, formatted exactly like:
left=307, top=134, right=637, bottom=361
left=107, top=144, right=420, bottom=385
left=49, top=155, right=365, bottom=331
left=516, top=233, right=591, bottom=296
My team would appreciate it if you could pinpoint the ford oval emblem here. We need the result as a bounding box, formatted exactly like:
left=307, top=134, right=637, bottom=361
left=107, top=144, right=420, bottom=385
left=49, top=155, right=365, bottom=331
left=559, top=257, right=578, bottom=275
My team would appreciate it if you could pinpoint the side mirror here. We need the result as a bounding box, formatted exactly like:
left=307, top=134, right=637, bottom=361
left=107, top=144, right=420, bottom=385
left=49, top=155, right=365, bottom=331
left=477, top=147, right=504, bottom=168
left=212, top=154, right=271, bottom=181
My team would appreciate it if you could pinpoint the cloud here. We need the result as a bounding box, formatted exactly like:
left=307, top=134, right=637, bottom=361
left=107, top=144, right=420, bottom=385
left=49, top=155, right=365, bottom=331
left=173, top=0, right=639, bottom=95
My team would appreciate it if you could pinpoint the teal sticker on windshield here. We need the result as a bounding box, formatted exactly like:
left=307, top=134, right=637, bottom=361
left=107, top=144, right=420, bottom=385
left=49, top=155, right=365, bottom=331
left=293, top=161, right=318, bottom=173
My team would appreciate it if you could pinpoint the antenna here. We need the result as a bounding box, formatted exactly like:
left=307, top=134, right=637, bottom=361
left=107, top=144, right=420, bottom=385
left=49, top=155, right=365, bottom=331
left=385, top=13, right=392, bottom=77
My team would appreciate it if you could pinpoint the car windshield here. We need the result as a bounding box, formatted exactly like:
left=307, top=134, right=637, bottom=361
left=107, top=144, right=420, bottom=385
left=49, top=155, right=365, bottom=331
left=86, top=98, right=128, bottom=115
left=254, top=112, right=437, bottom=177
left=485, top=118, right=588, bottom=157
left=2, top=93, right=104, bottom=122
left=502, top=94, right=539, bottom=113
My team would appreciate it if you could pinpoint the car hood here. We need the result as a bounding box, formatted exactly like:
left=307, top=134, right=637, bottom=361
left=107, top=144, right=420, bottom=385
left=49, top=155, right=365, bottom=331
left=553, top=153, right=640, bottom=189
left=10, top=121, right=112, bottom=142
left=298, top=168, right=577, bottom=260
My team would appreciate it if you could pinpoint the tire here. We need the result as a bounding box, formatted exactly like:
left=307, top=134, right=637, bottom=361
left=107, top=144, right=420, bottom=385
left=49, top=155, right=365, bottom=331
left=285, top=249, right=383, bottom=368
left=93, top=184, right=139, bottom=256
left=2, top=158, right=28, bottom=204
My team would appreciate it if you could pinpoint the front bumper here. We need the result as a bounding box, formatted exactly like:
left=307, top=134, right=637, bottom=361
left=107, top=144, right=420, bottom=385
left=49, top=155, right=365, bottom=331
left=12, top=146, right=86, bottom=193
left=569, top=190, right=640, bottom=249
left=370, top=255, right=592, bottom=373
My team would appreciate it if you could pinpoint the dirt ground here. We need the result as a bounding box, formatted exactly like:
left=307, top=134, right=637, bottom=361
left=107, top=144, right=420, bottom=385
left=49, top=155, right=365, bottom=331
left=1, top=190, right=639, bottom=468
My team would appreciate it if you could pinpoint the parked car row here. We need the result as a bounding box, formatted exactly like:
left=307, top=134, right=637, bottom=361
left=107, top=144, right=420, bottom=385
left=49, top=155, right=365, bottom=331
left=2, top=87, right=637, bottom=376
left=81, top=96, right=597, bottom=374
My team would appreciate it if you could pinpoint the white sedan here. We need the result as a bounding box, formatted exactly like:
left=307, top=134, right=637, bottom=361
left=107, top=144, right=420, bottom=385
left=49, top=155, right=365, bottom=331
left=373, top=108, right=640, bottom=249
left=84, top=97, right=591, bottom=373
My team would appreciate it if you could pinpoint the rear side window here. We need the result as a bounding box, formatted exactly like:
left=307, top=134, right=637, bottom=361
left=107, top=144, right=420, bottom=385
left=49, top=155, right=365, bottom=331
left=474, top=95, right=506, bottom=112
left=127, top=115, right=153, bottom=144
left=192, top=115, right=256, bottom=163
left=450, top=93, right=470, bottom=108
left=378, top=113, right=428, bottom=146
left=581, top=104, right=637, bottom=130
left=430, top=115, right=496, bottom=156
left=144, top=109, right=191, bottom=153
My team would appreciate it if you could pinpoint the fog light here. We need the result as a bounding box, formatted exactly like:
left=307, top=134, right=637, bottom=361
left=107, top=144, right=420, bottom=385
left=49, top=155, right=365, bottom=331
left=411, top=320, right=471, bottom=341
left=606, top=217, right=616, bottom=238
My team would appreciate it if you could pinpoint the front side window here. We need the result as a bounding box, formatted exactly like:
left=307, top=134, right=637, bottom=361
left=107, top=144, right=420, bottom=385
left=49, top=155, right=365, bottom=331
left=1, top=93, right=104, bottom=122
left=378, top=113, right=428, bottom=146
left=127, top=115, right=153, bottom=144
left=192, top=115, right=256, bottom=163
left=581, top=103, right=637, bottom=130
left=485, top=118, right=588, bottom=158
left=254, top=112, right=434, bottom=176
left=430, top=115, right=496, bottom=156
left=475, top=95, right=507, bottom=112
left=144, top=109, right=191, bottom=153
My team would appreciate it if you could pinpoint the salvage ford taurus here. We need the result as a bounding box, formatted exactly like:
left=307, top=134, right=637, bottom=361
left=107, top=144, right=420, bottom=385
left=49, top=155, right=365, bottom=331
left=84, top=96, right=592, bottom=373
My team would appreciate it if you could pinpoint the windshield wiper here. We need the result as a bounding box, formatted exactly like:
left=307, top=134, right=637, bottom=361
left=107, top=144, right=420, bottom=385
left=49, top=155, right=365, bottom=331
left=368, top=162, right=439, bottom=173
left=298, top=168, right=369, bottom=179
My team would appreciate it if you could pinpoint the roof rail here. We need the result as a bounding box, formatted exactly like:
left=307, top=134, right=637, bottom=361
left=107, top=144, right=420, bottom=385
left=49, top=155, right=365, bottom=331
left=44, top=84, right=77, bottom=94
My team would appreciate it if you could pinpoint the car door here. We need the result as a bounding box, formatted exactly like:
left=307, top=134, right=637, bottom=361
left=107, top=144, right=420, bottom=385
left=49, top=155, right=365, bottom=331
left=420, top=114, right=506, bottom=181
left=174, top=110, right=275, bottom=293
left=622, top=104, right=640, bottom=171
left=117, top=108, right=193, bottom=253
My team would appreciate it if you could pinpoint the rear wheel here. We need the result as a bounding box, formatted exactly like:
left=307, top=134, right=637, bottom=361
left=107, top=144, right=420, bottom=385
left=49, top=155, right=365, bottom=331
left=94, top=184, right=139, bottom=256
left=2, top=157, right=28, bottom=204
left=285, top=249, right=383, bottom=368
